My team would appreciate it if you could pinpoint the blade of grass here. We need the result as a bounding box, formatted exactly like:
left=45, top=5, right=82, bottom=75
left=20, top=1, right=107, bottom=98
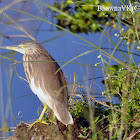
left=55, top=49, right=98, bottom=73
left=41, top=32, right=68, bottom=44
left=0, top=7, right=5, bottom=21
left=2, top=0, right=25, bottom=11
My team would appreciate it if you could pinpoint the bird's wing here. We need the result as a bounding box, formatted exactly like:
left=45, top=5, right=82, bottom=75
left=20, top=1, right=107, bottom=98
left=30, top=53, right=68, bottom=107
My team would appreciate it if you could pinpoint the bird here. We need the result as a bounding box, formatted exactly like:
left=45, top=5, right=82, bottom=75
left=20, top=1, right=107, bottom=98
left=0, top=41, right=73, bottom=126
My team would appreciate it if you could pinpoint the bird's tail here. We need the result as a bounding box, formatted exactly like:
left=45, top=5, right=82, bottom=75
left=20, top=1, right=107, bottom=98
left=52, top=101, right=73, bottom=125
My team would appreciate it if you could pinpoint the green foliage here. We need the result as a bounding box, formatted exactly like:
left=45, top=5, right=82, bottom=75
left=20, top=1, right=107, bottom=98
left=102, top=63, right=140, bottom=139
left=54, top=0, right=117, bottom=34
left=69, top=98, right=109, bottom=139
left=70, top=98, right=89, bottom=119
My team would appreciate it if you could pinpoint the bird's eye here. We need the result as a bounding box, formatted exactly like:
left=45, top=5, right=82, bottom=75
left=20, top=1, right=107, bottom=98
left=19, top=44, right=27, bottom=49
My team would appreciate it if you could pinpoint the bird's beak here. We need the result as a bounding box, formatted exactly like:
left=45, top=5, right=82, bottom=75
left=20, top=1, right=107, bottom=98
left=0, top=45, right=25, bottom=54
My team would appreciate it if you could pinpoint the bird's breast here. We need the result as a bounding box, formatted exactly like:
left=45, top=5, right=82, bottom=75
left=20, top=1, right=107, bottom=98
left=30, top=78, right=54, bottom=108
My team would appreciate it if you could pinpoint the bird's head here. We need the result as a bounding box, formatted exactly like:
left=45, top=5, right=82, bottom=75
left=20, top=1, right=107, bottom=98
left=0, top=41, right=41, bottom=55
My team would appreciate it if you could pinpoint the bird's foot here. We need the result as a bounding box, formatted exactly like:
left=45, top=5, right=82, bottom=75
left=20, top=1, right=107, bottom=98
left=28, top=119, right=49, bottom=130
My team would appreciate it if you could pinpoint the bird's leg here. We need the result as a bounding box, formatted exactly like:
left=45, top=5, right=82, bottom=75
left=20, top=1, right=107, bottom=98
left=38, top=105, right=48, bottom=121
left=28, top=105, right=48, bottom=130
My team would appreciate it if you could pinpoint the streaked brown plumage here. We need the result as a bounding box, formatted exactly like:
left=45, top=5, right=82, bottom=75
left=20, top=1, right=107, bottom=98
left=2, top=41, right=73, bottom=125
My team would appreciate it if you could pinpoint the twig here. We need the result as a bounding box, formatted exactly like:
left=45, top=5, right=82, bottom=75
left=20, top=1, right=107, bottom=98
left=4, top=34, right=29, bottom=38
left=68, top=73, right=77, bottom=102
left=127, top=129, right=140, bottom=140
left=15, top=69, right=28, bottom=83
left=90, top=96, right=128, bottom=114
